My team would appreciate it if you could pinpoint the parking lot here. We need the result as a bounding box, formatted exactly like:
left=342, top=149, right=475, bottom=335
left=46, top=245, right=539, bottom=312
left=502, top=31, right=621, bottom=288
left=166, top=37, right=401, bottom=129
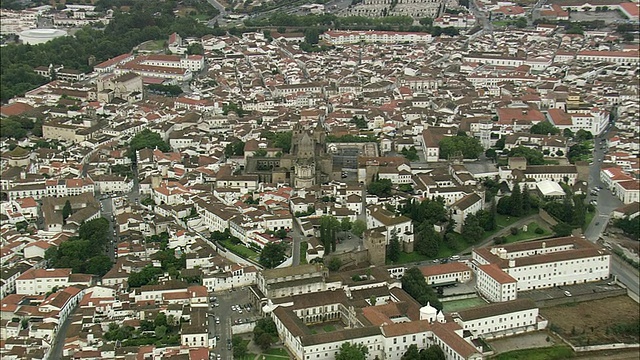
left=518, top=279, right=621, bottom=303
left=208, top=287, right=261, bottom=360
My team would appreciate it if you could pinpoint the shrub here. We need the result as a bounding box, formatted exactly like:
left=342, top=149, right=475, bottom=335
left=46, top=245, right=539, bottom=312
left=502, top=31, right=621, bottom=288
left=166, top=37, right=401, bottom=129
left=510, top=227, right=519, bottom=235
left=535, top=227, right=545, bottom=234
left=494, top=236, right=506, bottom=245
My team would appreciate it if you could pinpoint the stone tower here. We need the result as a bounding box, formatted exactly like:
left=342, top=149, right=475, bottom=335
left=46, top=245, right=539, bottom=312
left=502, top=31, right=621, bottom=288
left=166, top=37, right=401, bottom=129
left=291, top=122, right=333, bottom=188
left=364, top=228, right=386, bottom=266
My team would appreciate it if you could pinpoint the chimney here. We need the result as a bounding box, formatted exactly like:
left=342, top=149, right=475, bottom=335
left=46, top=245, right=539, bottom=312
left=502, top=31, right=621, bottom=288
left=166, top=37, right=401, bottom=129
left=508, top=259, right=515, bottom=268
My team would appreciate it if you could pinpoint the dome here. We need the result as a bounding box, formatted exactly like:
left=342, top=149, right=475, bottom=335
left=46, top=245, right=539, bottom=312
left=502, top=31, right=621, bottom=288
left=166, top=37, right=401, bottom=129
left=19, top=28, right=68, bottom=45
left=419, top=302, right=438, bottom=321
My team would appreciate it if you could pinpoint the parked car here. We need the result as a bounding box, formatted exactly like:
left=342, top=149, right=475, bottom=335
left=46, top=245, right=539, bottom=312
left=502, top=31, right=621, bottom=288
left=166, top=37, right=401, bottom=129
left=564, top=291, right=572, bottom=297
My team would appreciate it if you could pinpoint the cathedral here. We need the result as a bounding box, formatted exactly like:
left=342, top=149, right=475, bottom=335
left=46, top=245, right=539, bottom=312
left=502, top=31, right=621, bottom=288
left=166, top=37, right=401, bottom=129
left=244, top=122, right=333, bottom=188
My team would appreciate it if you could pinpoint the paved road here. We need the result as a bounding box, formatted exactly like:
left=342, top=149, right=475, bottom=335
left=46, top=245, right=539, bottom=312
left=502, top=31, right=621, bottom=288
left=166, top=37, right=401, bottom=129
left=460, top=213, right=544, bottom=254
left=49, top=304, right=78, bottom=360
left=209, top=288, right=260, bottom=360
left=581, top=130, right=639, bottom=300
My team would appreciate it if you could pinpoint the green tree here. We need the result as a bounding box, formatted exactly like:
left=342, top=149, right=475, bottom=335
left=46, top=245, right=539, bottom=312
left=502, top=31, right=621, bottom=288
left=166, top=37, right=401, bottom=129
left=510, top=183, right=524, bottom=216
left=614, top=216, right=640, bottom=239
left=62, top=200, right=72, bottom=222
left=387, top=234, right=401, bottom=262
left=336, top=342, right=368, bottom=360
left=129, top=129, right=170, bottom=161
left=421, top=345, right=446, bottom=360
left=84, top=255, right=113, bottom=277
left=225, top=141, right=245, bottom=157
left=275, top=228, right=288, bottom=239
left=575, top=129, right=594, bottom=142
left=259, top=242, right=287, bottom=268
left=327, top=257, right=342, bottom=271
left=508, top=146, right=545, bottom=165
left=530, top=121, right=560, bottom=135
left=187, top=42, right=204, bottom=55
left=155, top=325, right=167, bottom=338
left=415, top=225, right=441, bottom=258
left=320, top=216, right=341, bottom=253
left=461, top=214, right=484, bottom=244
left=351, top=219, right=367, bottom=237
left=341, top=217, right=352, bottom=232
left=232, top=335, right=248, bottom=359
left=401, top=146, right=419, bottom=161
left=551, top=222, right=573, bottom=236
left=368, top=178, right=393, bottom=197
left=401, top=267, right=442, bottom=309
left=350, top=116, right=367, bottom=129
left=438, top=135, right=483, bottom=159
left=563, top=128, right=574, bottom=138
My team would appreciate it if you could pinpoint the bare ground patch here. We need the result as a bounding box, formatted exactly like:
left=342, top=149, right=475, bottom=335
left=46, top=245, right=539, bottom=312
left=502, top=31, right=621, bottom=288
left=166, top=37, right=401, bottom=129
left=541, top=296, right=640, bottom=346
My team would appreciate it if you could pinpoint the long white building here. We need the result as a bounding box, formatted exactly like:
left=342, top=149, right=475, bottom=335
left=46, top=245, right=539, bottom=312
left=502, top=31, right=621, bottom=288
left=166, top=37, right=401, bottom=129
left=472, top=236, right=610, bottom=294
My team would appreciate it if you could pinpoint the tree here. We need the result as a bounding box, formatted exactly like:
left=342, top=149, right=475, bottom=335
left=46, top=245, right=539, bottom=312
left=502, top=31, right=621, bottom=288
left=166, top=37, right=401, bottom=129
left=368, top=178, right=393, bottom=197
left=327, top=257, right=342, bottom=271
left=275, top=228, right=288, bottom=239
left=62, top=200, right=72, bottom=222
left=510, top=183, right=524, bottom=216
left=253, top=149, right=267, bottom=157
left=614, top=216, right=640, bottom=239
left=461, top=214, right=484, bottom=244
left=129, top=129, right=170, bottom=162
left=530, top=121, right=560, bottom=135
left=563, top=128, right=574, bottom=138
left=341, top=217, right=352, bottom=232
left=256, top=332, right=273, bottom=351
left=421, top=345, right=446, bottom=360
left=259, top=242, right=287, bottom=268
left=388, top=234, right=401, bottom=262
left=401, top=344, right=420, bottom=360
left=84, top=255, right=113, bottom=276
left=401, top=268, right=442, bottom=309
left=352, top=220, right=367, bottom=237
left=509, top=146, right=545, bottom=165
left=225, top=141, right=245, bottom=157
left=350, top=116, right=367, bottom=129
left=438, top=135, right=483, bottom=159
left=336, top=342, right=368, bottom=360
left=415, top=225, right=441, bottom=258
left=155, top=325, right=167, bottom=338
left=515, top=17, right=527, bottom=28
left=232, top=335, right=248, bottom=359
left=551, top=222, right=573, bottom=237
left=575, top=129, right=593, bottom=142
left=187, top=42, right=204, bottom=55
left=320, top=216, right=341, bottom=253
left=401, top=146, right=419, bottom=161
left=485, top=148, right=497, bottom=160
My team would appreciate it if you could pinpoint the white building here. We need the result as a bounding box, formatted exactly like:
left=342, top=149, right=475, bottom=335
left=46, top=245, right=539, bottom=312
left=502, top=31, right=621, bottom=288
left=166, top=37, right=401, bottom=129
left=475, top=264, right=518, bottom=303
left=15, top=268, right=72, bottom=295
left=472, top=236, right=610, bottom=293
left=420, top=262, right=472, bottom=286
left=452, top=299, right=547, bottom=339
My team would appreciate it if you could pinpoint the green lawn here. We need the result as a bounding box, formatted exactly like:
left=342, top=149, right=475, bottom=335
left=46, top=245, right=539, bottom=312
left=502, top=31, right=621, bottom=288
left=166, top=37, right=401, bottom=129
left=583, top=211, right=596, bottom=230
left=265, top=356, right=288, bottom=360
left=442, top=297, right=488, bottom=313
left=389, top=251, right=430, bottom=265
left=504, top=222, right=552, bottom=243
left=264, top=348, right=289, bottom=357
left=493, top=346, right=574, bottom=360
left=221, top=239, right=259, bottom=260
left=139, top=39, right=165, bottom=51
left=323, top=324, right=336, bottom=332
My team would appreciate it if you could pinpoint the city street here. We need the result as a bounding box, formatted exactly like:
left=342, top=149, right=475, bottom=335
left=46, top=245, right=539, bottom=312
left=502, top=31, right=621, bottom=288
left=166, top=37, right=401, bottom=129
left=208, top=287, right=261, bottom=360
left=582, top=130, right=639, bottom=300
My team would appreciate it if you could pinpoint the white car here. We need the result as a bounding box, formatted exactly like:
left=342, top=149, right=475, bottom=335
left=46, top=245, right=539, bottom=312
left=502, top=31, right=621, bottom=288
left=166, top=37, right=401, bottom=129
left=564, top=291, right=572, bottom=297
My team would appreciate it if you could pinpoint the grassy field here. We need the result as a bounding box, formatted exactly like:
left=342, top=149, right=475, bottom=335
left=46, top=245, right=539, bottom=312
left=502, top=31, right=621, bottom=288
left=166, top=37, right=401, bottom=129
left=492, top=346, right=575, bottom=360
left=389, top=251, right=430, bottom=265
left=139, top=40, right=165, bottom=51
left=583, top=211, right=596, bottom=231
left=221, top=239, right=260, bottom=260
left=264, top=348, right=289, bottom=357
left=323, top=324, right=336, bottom=332
left=442, top=297, right=488, bottom=313
left=504, top=222, right=552, bottom=243
left=541, top=296, right=640, bottom=346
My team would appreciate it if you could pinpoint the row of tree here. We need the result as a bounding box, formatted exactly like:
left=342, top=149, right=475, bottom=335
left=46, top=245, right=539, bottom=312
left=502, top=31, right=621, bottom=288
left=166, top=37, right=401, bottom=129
left=45, top=218, right=113, bottom=276
left=0, top=116, right=43, bottom=140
